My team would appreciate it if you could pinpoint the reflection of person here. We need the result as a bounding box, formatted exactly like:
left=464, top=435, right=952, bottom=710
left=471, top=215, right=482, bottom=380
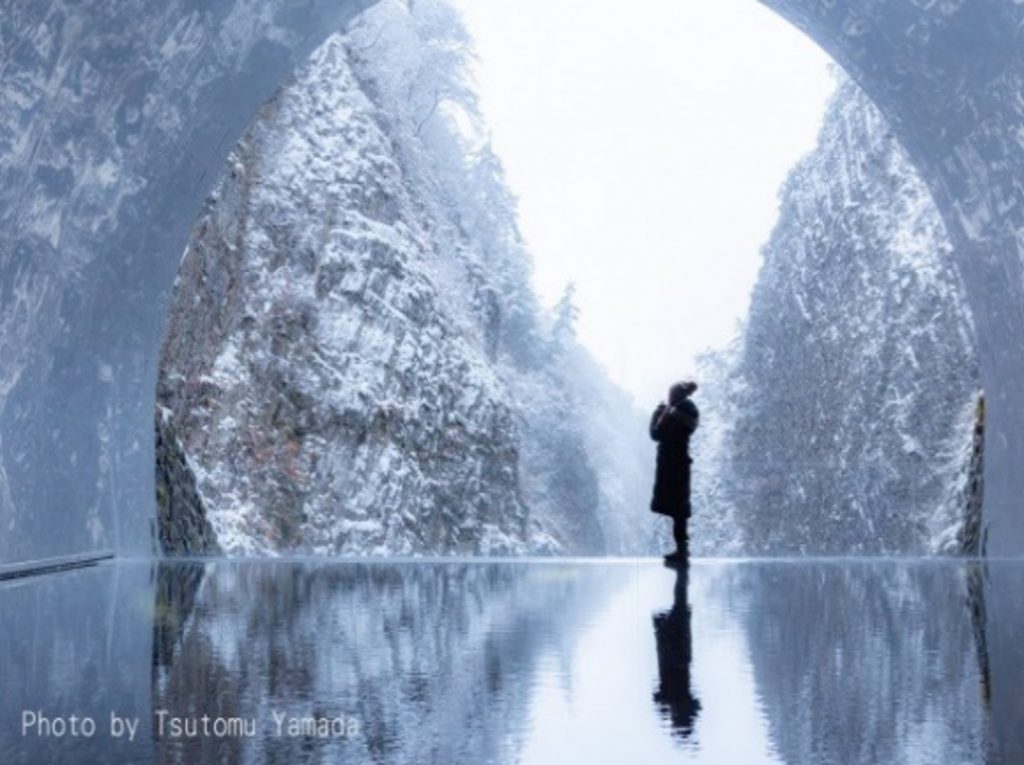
left=652, top=562, right=700, bottom=740
left=649, top=381, right=699, bottom=562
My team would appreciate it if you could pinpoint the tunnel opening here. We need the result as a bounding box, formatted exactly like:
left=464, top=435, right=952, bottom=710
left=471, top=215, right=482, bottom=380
left=5, top=0, right=1024, bottom=572
left=153, top=0, right=983, bottom=559
left=5, top=4, right=1024, bottom=762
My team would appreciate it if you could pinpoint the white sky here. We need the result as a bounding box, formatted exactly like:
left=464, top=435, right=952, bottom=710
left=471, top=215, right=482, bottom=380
left=451, top=0, right=836, bottom=407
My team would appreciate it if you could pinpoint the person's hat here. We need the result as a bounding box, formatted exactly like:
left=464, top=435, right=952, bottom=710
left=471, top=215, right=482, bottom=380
left=669, top=380, right=698, bottom=404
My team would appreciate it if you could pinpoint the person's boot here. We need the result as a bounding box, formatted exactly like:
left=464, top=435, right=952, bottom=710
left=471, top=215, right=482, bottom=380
left=663, top=549, right=688, bottom=565
left=665, top=523, right=689, bottom=564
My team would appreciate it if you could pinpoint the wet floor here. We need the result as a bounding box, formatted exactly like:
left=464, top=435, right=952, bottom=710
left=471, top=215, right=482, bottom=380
left=1, top=557, right=1021, bottom=763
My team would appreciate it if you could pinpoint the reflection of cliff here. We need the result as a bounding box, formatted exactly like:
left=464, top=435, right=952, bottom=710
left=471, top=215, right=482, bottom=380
left=736, top=563, right=988, bottom=764
left=980, top=564, right=1024, bottom=763
left=152, top=562, right=620, bottom=763
left=965, top=563, right=991, bottom=711
left=152, top=563, right=207, bottom=670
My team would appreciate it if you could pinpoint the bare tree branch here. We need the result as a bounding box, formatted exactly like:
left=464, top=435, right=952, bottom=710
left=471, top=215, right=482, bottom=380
left=415, top=85, right=443, bottom=136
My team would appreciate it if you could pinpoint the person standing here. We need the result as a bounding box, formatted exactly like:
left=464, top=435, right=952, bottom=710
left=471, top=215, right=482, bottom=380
left=649, top=381, right=699, bottom=561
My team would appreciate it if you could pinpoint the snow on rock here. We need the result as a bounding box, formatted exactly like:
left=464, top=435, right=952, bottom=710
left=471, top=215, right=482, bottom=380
left=156, top=4, right=638, bottom=556
left=158, top=9, right=978, bottom=559
left=692, top=75, right=981, bottom=555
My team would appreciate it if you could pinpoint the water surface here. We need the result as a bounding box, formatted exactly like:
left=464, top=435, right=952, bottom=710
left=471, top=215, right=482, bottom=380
left=1, top=558, right=1019, bottom=763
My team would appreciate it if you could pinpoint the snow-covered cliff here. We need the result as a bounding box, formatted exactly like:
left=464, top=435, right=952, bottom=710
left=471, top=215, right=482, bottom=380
left=157, top=5, right=979, bottom=559
left=692, top=76, right=980, bottom=555
left=157, top=1, right=649, bottom=556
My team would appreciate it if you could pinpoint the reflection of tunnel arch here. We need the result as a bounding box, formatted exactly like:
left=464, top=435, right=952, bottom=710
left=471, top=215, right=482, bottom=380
left=1, top=1, right=1023, bottom=568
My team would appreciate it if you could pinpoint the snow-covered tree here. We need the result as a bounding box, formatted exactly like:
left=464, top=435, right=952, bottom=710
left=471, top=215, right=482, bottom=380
left=550, top=282, right=580, bottom=349
left=157, top=0, right=654, bottom=555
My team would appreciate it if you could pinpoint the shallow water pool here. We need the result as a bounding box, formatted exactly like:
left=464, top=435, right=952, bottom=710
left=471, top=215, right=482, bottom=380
left=1, top=557, right=1019, bottom=763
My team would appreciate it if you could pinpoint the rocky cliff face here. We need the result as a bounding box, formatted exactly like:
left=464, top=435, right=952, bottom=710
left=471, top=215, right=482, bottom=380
left=156, top=10, right=625, bottom=556
left=155, top=411, right=220, bottom=555
left=158, top=10, right=979, bottom=558
left=693, top=77, right=980, bottom=555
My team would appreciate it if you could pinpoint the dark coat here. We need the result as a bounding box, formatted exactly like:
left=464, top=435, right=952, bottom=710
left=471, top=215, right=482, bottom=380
left=649, top=397, right=699, bottom=517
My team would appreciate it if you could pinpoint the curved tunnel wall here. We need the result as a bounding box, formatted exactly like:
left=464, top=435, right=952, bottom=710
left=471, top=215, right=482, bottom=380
left=0, top=0, right=373, bottom=565
left=762, top=0, right=1024, bottom=558
left=0, top=0, right=1022, bottom=567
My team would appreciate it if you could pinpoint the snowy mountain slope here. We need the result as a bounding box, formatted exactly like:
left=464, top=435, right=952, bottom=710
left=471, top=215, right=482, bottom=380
left=692, top=76, right=980, bottom=555
left=157, top=6, right=977, bottom=559
left=157, top=2, right=648, bottom=556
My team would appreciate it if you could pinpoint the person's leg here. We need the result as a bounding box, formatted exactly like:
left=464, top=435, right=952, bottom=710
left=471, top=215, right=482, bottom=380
left=672, top=514, right=689, bottom=556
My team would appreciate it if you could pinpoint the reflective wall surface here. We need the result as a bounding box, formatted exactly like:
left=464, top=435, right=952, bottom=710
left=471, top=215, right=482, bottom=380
left=0, top=0, right=372, bottom=565
left=0, top=559, right=1018, bottom=763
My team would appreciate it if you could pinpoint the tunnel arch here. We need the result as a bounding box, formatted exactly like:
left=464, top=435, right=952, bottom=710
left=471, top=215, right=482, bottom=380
left=1, top=0, right=1023, bottom=569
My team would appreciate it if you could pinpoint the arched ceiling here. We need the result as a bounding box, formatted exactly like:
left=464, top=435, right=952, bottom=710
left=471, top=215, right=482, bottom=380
left=1, top=0, right=1023, bottom=567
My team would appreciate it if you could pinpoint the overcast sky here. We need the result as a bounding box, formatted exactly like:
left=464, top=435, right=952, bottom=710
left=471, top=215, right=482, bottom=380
left=451, top=0, right=836, bottom=407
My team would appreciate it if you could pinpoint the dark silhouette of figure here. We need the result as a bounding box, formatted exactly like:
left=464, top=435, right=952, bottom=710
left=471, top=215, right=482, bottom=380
left=653, top=561, right=701, bottom=741
left=650, top=381, right=699, bottom=561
